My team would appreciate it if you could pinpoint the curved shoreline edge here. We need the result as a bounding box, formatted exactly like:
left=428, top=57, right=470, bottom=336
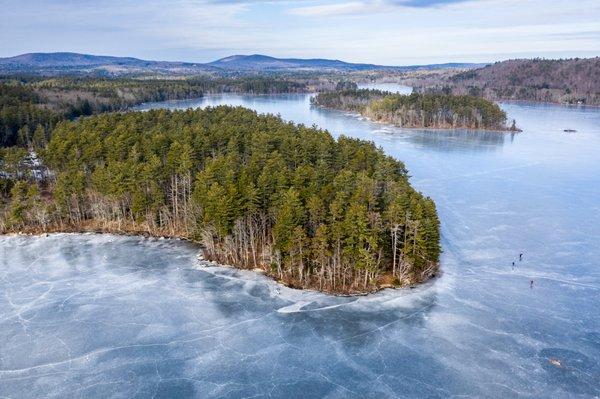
left=2, top=225, right=439, bottom=296
left=2, top=106, right=441, bottom=295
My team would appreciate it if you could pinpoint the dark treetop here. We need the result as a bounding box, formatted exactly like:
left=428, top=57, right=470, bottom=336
left=313, top=89, right=515, bottom=131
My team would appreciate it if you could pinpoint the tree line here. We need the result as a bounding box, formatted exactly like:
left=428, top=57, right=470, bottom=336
left=0, top=76, right=311, bottom=148
left=0, top=106, right=440, bottom=293
left=313, top=89, right=516, bottom=131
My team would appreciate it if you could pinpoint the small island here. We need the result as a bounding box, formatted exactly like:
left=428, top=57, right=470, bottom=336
left=312, top=89, right=519, bottom=131
left=0, top=106, right=440, bottom=294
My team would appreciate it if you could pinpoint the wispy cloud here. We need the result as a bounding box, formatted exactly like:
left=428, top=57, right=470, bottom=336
left=214, top=0, right=471, bottom=8
left=390, top=0, right=472, bottom=7
left=289, top=0, right=473, bottom=16
left=289, top=2, right=374, bottom=16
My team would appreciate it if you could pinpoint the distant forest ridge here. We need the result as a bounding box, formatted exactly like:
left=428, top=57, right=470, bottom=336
left=0, top=76, right=314, bottom=148
left=0, top=52, right=484, bottom=75
left=415, top=57, right=600, bottom=106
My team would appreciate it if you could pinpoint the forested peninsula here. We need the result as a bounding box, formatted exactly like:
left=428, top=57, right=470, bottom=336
left=0, top=106, right=440, bottom=294
left=313, top=89, right=517, bottom=131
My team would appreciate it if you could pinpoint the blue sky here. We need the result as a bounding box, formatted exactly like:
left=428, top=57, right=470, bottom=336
left=2, top=0, right=599, bottom=65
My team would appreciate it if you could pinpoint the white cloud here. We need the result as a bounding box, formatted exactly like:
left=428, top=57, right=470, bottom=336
left=287, top=0, right=474, bottom=17
left=289, top=1, right=379, bottom=16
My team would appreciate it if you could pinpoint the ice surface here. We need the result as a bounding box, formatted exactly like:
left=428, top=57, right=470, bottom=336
left=2, top=98, right=600, bottom=398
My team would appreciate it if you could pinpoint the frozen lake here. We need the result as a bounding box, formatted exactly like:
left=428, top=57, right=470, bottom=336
left=2, top=93, right=600, bottom=398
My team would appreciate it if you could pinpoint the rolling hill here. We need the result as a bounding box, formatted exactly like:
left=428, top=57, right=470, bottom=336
left=208, top=54, right=387, bottom=71
left=0, top=52, right=481, bottom=75
left=423, top=57, right=600, bottom=105
left=0, top=52, right=216, bottom=75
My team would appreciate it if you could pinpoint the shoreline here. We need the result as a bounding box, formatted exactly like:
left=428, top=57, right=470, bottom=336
left=2, top=225, right=435, bottom=296
left=132, top=89, right=315, bottom=110
left=495, top=98, right=600, bottom=109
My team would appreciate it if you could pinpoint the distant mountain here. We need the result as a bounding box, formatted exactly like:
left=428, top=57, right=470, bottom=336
left=0, top=52, right=216, bottom=75
left=0, top=52, right=482, bottom=76
left=208, top=54, right=482, bottom=72
left=2, top=52, right=148, bottom=67
left=208, top=54, right=390, bottom=71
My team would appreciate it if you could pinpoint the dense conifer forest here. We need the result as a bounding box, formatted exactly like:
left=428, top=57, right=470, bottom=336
left=313, top=89, right=515, bottom=131
left=0, top=76, right=309, bottom=147
left=0, top=106, right=440, bottom=293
